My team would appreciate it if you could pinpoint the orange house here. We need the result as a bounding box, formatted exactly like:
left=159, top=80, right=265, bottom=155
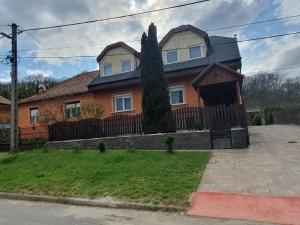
left=18, top=25, right=242, bottom=139
left=0, top=96, right=10, bottom=125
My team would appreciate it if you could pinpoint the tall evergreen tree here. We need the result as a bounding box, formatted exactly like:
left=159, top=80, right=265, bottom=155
left=140, top=23, right=171, bottom=132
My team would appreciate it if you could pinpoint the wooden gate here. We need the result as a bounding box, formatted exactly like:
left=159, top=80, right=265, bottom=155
left=204, top=104, right=240, bottom=149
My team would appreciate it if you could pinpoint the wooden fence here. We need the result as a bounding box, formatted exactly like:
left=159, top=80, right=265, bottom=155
left=0, top=127, right=47, bottom=152
left=273, top=106, right=300, bottom=125
left=49, top=104, right=247, bottom=141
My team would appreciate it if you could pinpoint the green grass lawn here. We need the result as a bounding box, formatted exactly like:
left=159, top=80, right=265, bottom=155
left=0, top=150, right=211, bottom=206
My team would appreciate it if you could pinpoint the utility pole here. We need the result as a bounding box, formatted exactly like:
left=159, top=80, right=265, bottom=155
left=10, top=23, right=18, bottom=153
left=1, top=24, right=18, bottom=152
left=0, top=24, right=19, bottom=152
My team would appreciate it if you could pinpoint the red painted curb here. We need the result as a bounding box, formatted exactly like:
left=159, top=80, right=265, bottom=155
left=188, top=192, right=300, bottom=225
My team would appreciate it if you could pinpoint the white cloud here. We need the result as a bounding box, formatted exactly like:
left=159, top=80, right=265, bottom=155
left=0, top=69, right=10, bottom=82
left=0, top=0, right=265, bottom=66
left=1, top=0, right=300, bottom=79
left=25, top=69, right=53, bottom=78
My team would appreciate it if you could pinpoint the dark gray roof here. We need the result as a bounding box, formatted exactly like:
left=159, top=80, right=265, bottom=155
left=88, top=36, right=241, bottom=89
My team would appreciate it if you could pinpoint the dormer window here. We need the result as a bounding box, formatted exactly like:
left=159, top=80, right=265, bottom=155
left=121, top=59, right=131, bottom=73
left=188, top=45, right=203, bottom=60
left=166, top=50, right=178, bottom=64
left=103, top=64, right=113, bottom=76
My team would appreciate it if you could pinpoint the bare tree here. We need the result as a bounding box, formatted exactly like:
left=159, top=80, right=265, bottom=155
left=80, top=101, right=104, bottom=119
left=243, top=72, right=300, bottom=108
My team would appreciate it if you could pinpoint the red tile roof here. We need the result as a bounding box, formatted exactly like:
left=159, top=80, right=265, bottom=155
left=20, top=71, right=98, bottom=104
left=0, top=96, right=10, bottom=105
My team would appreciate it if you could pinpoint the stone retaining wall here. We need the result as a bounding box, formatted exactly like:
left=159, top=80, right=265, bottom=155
left=48, top=130, right=211, bottom=150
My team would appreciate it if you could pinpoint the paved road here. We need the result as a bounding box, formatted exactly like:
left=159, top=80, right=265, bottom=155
left=0, top=199, right=273, bottom=225
left=199, top=125, right=300, bottom=196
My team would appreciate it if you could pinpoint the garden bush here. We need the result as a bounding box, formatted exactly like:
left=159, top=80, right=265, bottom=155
left=251, top=113, right=262, bottom=126
left=98, top=140, right=106, bottom=153
left=72, top=143, right=81, bottom=153
left=165, top=135, right=175, bottom=154
left=124, top=139, right=134, bottom=152
left=43, top=142, right=49, bottom=154
left=264, top=108, right=273, bottom=125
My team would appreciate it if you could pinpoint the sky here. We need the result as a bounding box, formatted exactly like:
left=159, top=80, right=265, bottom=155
left=0, top=0, right=300, bottom=83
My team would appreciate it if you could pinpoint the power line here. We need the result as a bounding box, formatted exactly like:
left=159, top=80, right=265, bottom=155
left=206, top=14, right=300, bottom=31
left=17, top=30, right=300, bottom=59
left=21, top=0, right=211, bottom=32
left=238, top=30, right=300, bottom=43
left=18, top=13, right=300, bottom=53
left=22, top=29, right=82, bottom=72
left=244, top=65, right=300, bottom=75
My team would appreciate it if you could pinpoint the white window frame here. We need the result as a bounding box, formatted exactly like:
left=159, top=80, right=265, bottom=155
left=165, top=49, right=179, bottom=64
left=114, top=94, right=133, bottom=112
left=65, top=101, right=81, bottom=119
left=103, top=63, right=113, bottom=76
left=30, top=108, right=39, bottom=124
left=120, top=59, right=132, bottom=73
left=188, top=45, right=204, bottom=60
left=169, top=85, right=185, bottom=106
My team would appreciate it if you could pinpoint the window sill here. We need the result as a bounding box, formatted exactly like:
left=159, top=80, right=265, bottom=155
left=66, top=117, right=80, bottom=121
left=171, top=103, right=187, bottom=107
left=187, top=56, right=205, bottom=61
left=166, top=61, right=179, bottom=65
left=120, top=70, right=133, bottom=74
left=111, top=109, right=135, bottom=115
left=102, top=74, right=114, bottom=77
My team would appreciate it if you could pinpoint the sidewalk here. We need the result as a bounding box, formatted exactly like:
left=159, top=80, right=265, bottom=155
left=188, top=192, right=300, bottom=225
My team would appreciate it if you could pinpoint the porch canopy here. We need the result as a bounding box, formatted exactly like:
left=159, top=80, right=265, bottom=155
left=191, top=61, right=244, bottom=107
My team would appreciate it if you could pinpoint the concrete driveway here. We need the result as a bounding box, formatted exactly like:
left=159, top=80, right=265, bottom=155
left=198, top=125, right=300, bottom=196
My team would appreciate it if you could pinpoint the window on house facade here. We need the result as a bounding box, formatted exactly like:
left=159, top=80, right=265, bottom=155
left=169, top=86, right=184, bottom=105
left=166, top=50, right=178, bottom=64
left=65, top=101, right=80, bottom=119
left=114, top=94, right=132, bottom=112
left=188, top=46, right=203, bottom=59
left=103, top=64, right=113, bottom=76
left=121, top=59, right=131, bottom=73
left=30, top=108, right=39, bottom=124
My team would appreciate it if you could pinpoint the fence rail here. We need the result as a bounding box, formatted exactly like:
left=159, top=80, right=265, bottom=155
left=48, top=104, right=247, bottom=141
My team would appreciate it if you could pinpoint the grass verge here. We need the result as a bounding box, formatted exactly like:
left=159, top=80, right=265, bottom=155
left=0, top=150, right=211, bottom=207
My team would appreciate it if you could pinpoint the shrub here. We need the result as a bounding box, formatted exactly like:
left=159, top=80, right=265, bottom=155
left=72, top=143, right=81, bottom=153
left=264, top=107, right=282, bottom=125
left=43, top=142, right=49, bottom=154
left=124, top=139, right=134, bottom=152
left=251, top=113, right=262, bottom=126
left=264, top=108, right=273, bottom=125
left=98, top=140, right=106, bottom=153
left=165, top=135, right=175, bottom=154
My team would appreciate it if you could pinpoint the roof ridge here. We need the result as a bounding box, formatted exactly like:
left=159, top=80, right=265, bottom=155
left=0, top=95, right=11, bottom=105
left=20, top=70, right=99, bottom=103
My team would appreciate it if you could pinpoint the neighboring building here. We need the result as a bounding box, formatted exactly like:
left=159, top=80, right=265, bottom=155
left=18, top=24, right=243, bottom=139
left=0, top=96, right=10, bottom=124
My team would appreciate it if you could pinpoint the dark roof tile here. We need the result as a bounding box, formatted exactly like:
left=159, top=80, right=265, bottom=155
left=88, top=36, right=241, bottom=89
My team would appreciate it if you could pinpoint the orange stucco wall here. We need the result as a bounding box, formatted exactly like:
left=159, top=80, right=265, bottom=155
left=18, top=75, right=201, bottom=139
left=0, top=104, right=10, bottom=124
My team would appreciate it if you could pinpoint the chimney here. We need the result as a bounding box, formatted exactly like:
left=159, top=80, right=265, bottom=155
left=37, top=83, right=47, bottom=93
